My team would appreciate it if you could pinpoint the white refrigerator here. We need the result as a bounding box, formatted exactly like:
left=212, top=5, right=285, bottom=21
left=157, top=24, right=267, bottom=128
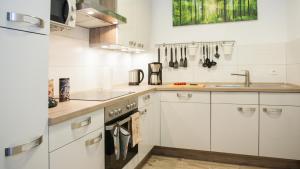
left=0, top=1, right=50, bottom=169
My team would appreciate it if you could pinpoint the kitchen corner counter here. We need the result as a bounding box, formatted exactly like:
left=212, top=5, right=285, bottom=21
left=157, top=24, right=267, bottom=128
left=48, top=85, right=155, bottom=126
left=48, top=83, right=300, bottom=126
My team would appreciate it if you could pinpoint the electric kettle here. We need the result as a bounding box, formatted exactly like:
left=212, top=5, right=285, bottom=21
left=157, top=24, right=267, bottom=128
left=129, top=69, right=144, bottom=85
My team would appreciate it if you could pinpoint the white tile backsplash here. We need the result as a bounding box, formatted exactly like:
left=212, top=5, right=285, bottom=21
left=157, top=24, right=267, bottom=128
left=160, top=42, right=287, bottom=83
left=49, top=27, right=136, bottom=95
left=286, top=38, right=300, bottom=85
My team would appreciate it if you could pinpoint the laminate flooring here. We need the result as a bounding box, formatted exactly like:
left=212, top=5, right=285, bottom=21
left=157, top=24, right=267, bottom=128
left=141, top=155, right=270, bottom=169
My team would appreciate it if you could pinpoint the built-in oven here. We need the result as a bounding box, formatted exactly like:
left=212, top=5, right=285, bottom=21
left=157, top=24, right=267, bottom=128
left=50, top=0, right=76, bottom=29
left=105, top=98, right=139, bottom=169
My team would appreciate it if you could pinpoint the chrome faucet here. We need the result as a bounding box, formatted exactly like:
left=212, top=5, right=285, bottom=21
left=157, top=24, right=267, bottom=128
left=231, top=70, right=251, bottom=87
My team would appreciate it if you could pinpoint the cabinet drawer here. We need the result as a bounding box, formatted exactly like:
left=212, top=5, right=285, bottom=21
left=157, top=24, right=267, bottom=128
left=49, top=109, right=104, bottom=152
left=160, top=91, right=210, bottom=103
left=138, top=93, right=153, bottom=108
left=50, top=128, right=104, bottom=169
left=260, top=93, right=300, bottom=106
left=211, top=92, right=258, bottom=104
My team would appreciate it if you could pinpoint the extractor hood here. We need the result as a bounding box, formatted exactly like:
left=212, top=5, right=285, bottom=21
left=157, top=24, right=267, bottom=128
left=76, top=0, right=127, bottom=28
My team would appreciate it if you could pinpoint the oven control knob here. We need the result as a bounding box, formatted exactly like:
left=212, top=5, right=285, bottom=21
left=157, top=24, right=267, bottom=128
left=118, top=108, right=122, bottom=114
left=109, top=111, right=114, bottom=117
left=130, top=104, right=134, bottom=108
left=132, top=102, right=136, bottom=107
left=126, top=105, right=131, bottom=109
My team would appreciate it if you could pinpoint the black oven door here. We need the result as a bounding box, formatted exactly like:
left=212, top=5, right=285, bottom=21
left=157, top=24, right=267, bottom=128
left=51, top=0, right=70, bottom=24
left=105, top=112, right=138, bottom=169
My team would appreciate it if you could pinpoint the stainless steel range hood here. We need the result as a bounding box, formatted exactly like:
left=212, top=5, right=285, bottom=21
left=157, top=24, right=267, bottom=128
left=76, top=0, right=126, bottom=28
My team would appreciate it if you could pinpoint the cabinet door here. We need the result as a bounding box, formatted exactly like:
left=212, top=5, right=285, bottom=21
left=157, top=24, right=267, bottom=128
left=151, top=93, right=161, bottom=146
left=138, top=105, right=153, bottom=161
left=211, top=104, right=259, bottom=156
left=0, top=28, right=48, bottom=169
left=135, top=0, right=151, bottom=50
left=50, top=128, right=104, bottom=169
left=117, top=0, right=137, bottom=47
left=0, top=0, right=50, bottom=34
left=260, top=106, right=300, bottom=160
left=161, top=102, right=210, bottom=151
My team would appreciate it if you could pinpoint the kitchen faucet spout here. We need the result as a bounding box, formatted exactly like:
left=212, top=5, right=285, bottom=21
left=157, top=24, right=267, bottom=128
left=231, top=70, right=250, bottom=87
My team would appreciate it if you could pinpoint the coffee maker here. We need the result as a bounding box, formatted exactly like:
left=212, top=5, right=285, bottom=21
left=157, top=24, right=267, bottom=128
left=148, top=62, right=162, bottom=85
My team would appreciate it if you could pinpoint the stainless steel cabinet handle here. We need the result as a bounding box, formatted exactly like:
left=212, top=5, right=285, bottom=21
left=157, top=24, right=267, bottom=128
left=140, top=109, right=147, bottom=115
left=143, top=95, right=151, bottom=101
left=85, top=133, right=102, bottom=146
left=237, top=107, right=256, bottom=113
left=7, top=12, right=45, bottom=28
left=71, top=117, right=91, bottom=129
left=5, top=136, right=43, bottom=157
left=263, top=108, right=282, bottom=117
left=177, top=93, right=192, bottom=99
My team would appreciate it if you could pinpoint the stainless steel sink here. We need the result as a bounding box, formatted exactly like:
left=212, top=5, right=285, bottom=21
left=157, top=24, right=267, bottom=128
left=212, top=83, right=294, bottom=88
left=214, top=84, right=245, bottom=88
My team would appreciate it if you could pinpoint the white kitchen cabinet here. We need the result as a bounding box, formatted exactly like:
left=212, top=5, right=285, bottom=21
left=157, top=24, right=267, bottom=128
left=0, top=28, right=48, bottom=169
left=49, top=109, right=104, bottom=152
left=138, top=105, right=153, bottom=161
left=117, top=0, right=136, bottom=47
left=137, top=92, right=160, bottom=163
left=260, top=105, right=300, bottom=160
left=50, top=128, right=104, bottom=169
left=0, top=0, right=50, bottom=34
left=161, top=102, right=210, bottom=151
left=211, top=104, right=259, bottom=156
left=117, top=0, right=150, bottom=50
left=151, top=92, right=161, bottom=146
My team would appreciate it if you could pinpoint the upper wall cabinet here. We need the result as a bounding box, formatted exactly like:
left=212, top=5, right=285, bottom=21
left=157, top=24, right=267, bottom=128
left=0, top=0, right=50, bottom=35
left=118, top=0, right=151, bottom=50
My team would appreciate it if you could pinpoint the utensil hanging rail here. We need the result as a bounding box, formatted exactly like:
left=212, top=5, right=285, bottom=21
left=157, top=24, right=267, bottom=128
left=155, top=40, right=235, bottom=47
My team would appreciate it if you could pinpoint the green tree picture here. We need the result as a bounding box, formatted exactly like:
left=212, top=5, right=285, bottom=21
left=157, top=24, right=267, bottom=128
left=173, top=0, right=258, bottom=26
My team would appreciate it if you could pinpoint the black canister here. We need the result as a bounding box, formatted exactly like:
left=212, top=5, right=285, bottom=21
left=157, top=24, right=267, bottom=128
left=59, top=78, right=70, bottom=102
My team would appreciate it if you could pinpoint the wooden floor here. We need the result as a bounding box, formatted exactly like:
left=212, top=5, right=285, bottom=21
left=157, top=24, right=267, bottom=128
left=141, top=155, right=270, bottom=169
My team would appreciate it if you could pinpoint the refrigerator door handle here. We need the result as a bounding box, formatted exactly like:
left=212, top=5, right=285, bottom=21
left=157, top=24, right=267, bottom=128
left=7, top=12, right=45, bottom=28
left=5, top=135, right=43, bottom=157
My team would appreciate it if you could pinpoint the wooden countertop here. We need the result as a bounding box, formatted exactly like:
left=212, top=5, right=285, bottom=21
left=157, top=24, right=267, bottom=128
left=48, top=83, right=300, bottom=126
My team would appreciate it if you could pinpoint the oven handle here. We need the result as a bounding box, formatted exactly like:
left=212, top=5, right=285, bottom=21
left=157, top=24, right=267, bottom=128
left=105, top=116, right=132, bottom=131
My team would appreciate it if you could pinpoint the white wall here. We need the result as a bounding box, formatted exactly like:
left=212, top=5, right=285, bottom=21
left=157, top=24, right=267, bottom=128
left=49, top=27, right=136, bottom=95
left=150, top=0, right=288, bottom=83
left=286, top=0, right=300, bottom=85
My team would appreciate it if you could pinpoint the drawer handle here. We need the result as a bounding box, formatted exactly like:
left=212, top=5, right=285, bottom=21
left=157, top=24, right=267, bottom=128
left=177, top=93, right=192, bottom=99
left=85, top=133, right=102, bottom=146
left=143, top=95, right=151, bottom=101
left=237, top=107, right=256, bottom=113
left=263, top=108, right=282, bottom=117
left=71, top=117, right=91, bottom=129
left=7, top=12, right=44, bottom=28
left=5, top=136, right=43, bottom=157
left=140, top=109, right=147, bottom=115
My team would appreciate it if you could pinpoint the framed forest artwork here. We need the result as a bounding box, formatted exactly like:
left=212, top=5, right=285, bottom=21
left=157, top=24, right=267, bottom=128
left=173, top=0, right=258, bottom=26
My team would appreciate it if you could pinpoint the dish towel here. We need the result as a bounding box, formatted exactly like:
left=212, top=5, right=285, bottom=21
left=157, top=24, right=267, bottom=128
left=131, top=112, right=141, bottom=147
left=119, top=127, right=131, bottom=160
left=111, top=125, right=120, bottom=160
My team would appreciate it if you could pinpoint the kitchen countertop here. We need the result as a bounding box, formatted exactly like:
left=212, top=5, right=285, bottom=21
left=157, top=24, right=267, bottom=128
left=48, top=83, right=300, bottom=126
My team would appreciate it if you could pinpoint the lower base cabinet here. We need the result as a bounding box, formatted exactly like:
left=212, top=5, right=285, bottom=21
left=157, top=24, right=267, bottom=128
left=211, top=104, right=259, bottom=156
left=161, top=102, right=210, bottom=151
left=260, top=106, right=300, bottom=160
left=138, top=105, right=153, bottom=161
left=50, top=128, right=104, bottom=169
